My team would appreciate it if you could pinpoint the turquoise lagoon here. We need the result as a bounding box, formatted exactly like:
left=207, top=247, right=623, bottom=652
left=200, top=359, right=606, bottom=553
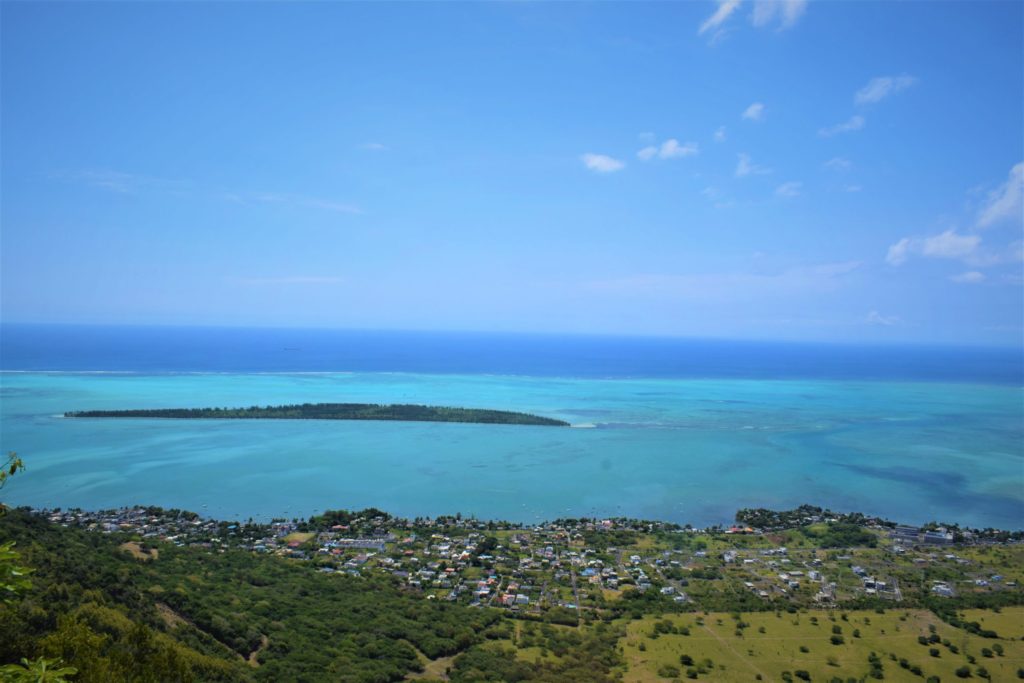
left=1, top=370, right=1021, bottom=529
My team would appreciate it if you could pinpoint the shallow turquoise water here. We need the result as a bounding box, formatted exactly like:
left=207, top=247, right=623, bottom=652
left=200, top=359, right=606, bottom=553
left=1, top=372, right=1022, bottom=528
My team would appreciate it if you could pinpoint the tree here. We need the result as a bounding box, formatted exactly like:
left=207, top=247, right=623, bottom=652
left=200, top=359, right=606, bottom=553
left=0, top=453, right=32, bottom=603
left=0, top=452, right=24, bottom=515
left=0, top=657, right=78, bottom=682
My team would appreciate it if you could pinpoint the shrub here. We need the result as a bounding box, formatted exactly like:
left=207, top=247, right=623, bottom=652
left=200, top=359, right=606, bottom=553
left=929, top=648, right=940, bottom=657
left=955, top=665, right=971, bottom=678
left=830, top=635, right=844, bottom=645
left=795, top=671, right=811, bottom=681
left=658, top=664, right=681, bottom=678
left=800, top=646, right=810, bottom=653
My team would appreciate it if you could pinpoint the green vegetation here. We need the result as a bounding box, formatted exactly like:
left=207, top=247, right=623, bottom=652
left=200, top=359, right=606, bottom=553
left=622, top=609, right=1024, bottom=682
left=3, top=492, right=1023, bottom=681
left=64, top=403, right=570, bottom=427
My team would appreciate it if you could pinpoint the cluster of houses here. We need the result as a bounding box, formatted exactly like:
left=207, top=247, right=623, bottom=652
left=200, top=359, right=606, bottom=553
left=32, top=505, right=1020, bottom=615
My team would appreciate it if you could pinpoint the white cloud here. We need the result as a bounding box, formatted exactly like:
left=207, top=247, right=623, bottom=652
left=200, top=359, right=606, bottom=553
left=358, top=142, right=388, bottom=151
left=855, top=75, right=917, bottom=105
left=976, top=162, right=1024, bottom=229
left=824, top=157, right=851, bottom=171
left=637, top=146, right=658, bottom=161
left=714, top=126, right=727, bottom=142
left=865, top=310, right=900, bottom=326
left=638, top=139, right=699, bottom=161
left=921, top=229, right=980, bottom=259
left=886, top=229, right=981, bottom=266
left=735, top=153, right=771, bottom=177
left=751, top=0, right=808, bottom=29
left=638, top=131, right=656, bottom=142
left=950, top=271, right=986, bottom=284
left=844, top=184, right=863, bottom=193
left=581, top=153, right=625, bottom=173
left=659, top=139, right=700, bottom=158
left=886, top=238, right=912, bottom=266
left=818, top=115, right=865, bottom=137
left=742, top=102, right=765, bottom=121
left=699, top=0, right=743, bottom=35
left=775, top=181, right=802, bottom=198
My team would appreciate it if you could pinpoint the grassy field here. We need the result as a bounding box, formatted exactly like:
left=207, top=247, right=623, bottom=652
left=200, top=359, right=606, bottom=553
left=620, top=608, right=1024, bottom=681
left=959, top=608, right=1024, bottom=640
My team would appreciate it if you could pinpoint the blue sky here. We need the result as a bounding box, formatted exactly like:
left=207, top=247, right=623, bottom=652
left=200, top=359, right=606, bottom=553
left=2, top=1, right=1022, bottom=345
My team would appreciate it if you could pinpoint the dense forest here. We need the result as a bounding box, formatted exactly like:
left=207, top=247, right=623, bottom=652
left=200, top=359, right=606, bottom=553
left=64, top=403, right=569, bottom=427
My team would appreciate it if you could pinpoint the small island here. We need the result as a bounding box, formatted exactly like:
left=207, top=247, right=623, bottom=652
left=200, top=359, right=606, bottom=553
left=64, top=402, right=570, bottom=427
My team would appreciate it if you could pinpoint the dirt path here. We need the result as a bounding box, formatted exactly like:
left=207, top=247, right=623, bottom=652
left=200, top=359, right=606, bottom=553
left=247, top=635, right=269, bottom=668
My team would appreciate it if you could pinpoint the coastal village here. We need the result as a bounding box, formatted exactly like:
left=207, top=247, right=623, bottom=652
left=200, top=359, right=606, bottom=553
left=35, top=504, right=1024, bottom=618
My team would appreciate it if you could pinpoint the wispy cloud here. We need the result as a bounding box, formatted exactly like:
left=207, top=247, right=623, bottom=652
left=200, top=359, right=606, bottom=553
left=637, top=138, right=699, bottom=161
left=358, top=142, right=388, bottom=151
left=250, top=193, right=362, bottom=214
left=844, top=184, right=863, bottom=193
left=775, top=181, right=802, bottom=198
left=818, top=115, right=865, bottom=137
left=823, top=157, right=851, bottom=171
left=661, top=139, right=700, bottom=158
left=637, top=146, right=658, bottom=161
left=742, top=102, right=765, bottom=121
left=735, top=153, right=771, bottom=177
left=701, top=186, right=734, bottom=209
left=865, top=310, right=900, bottom=326
left=581, top=153, right=625, bottom=173
left=950, top=271, right=986, bottom=284
left=886, top=229, right=981, bottom=266
left=57, top=169, right=188, bottom=194
left=699, top=0, right=743, bottom=35
left=855, top=75, right=917, bottom=105
left=751, top=0, right=808, bottom=30
left=713, top=126, right=727, bottom=142
left=976, top=162, right=1023, bottom=229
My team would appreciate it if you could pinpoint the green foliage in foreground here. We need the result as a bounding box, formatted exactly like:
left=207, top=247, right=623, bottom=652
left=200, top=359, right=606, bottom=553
left=0, top=510, right=505, bottom=681
left=0, top=510, right=630, bottom=682
left=65, top=403, right=570, bottom=427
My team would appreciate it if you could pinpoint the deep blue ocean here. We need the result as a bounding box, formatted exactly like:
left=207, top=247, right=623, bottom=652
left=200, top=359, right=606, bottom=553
left=3, top=323, right=1022, bottom=383
left=1, top=324, right=1022, bottom=529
